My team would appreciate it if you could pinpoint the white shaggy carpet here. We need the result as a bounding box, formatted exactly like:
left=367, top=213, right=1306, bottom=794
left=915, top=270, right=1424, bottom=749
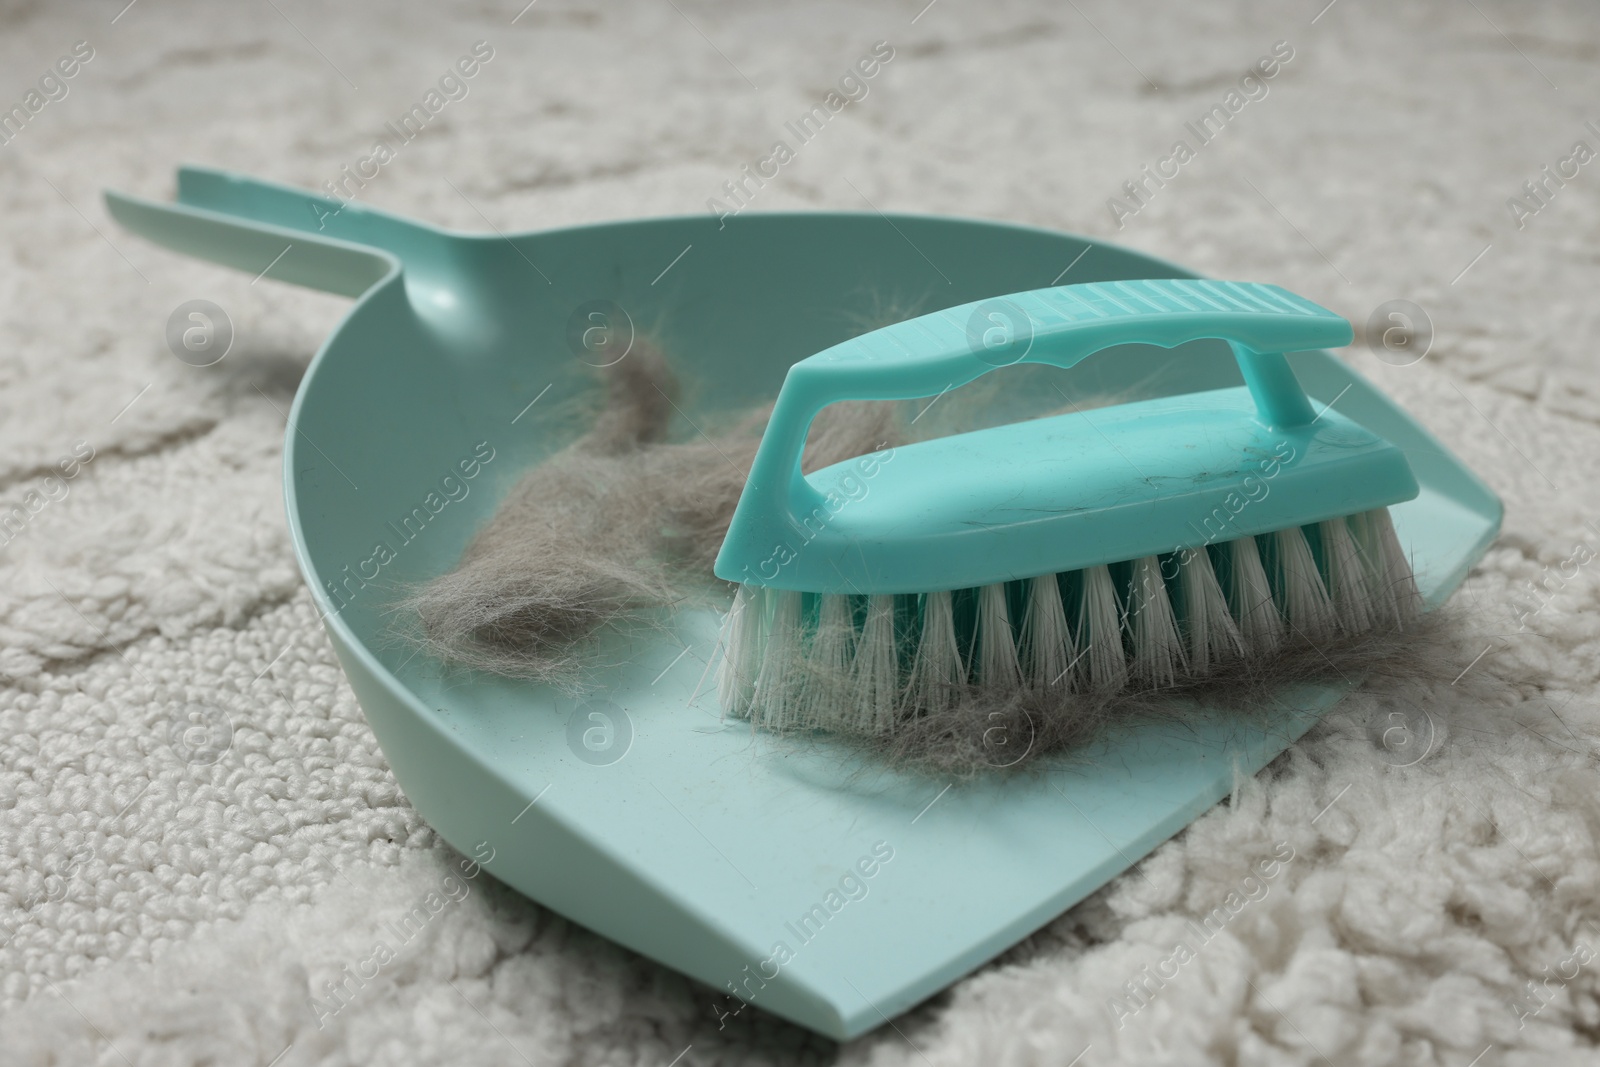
left=3, top=0, right=1600, bottom=1063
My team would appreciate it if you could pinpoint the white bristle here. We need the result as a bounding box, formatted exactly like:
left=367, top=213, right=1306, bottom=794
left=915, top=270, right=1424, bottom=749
left=1265, top=527, right=1338, bottom=642
left=1363, top=507, right=1423, bottom=628
left=718, top=503, right=1427, bottom=730
left=801, top=593, right=855, bottom=726
left=1076, top=564, right=1128, bottom=692
left=1348, top=511, right=1396, bottom=629
left=1124, top=556, right=1186, bottom=687
left=717, top=584, right=765, bottom=715
left=1176, top=546, right=1243, bottom=673
left=1021, top=574, right=1074, bottom=688
left=1224, top=536, right=1284, bottom=654
left=849, top=595, right=900, bottom=733
left=751, top=589, right=804, bottom=728
left=907, top=589, right=962, bottom=714
left=1318, top=517, right=1373, bottom=633
left=975, top=583, right=1022, bottom=687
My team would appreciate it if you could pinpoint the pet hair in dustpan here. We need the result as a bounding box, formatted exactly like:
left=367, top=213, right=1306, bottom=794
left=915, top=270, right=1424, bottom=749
left=396, top=340, right=904, bottom=688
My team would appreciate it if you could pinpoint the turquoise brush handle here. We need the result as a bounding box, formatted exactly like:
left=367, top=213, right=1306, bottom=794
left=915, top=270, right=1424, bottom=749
left=745, top=279, right=1350, bottom=521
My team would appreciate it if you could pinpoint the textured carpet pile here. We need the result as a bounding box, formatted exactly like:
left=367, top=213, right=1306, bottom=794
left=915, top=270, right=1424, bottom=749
left=3, top=1, right=1600, bottom=1064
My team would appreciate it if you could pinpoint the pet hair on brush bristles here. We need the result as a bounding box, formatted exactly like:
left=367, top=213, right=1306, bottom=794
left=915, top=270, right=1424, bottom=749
left=717, top=515, right=1423, bottom=736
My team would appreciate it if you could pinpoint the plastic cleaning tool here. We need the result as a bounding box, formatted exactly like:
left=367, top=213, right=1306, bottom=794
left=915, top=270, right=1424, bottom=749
left=103, top=167, right=1500, bottom=1040
left=716, top=280, right=1423, bottom=732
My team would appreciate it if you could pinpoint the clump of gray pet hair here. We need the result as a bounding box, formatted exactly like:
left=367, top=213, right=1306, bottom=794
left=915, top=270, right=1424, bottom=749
left=395, top=341, right=902, bottom=689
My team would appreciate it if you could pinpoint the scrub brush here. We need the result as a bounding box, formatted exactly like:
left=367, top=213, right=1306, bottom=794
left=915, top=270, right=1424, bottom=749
left=712, top=279, right=1423, bottom=734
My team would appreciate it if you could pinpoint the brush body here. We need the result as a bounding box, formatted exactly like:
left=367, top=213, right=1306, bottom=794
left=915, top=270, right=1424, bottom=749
left=714, top=279, right=1424, bottom=735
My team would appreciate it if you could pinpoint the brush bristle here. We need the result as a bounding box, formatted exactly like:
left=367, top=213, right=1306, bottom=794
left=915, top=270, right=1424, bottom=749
left=1020, top=574, right=1073, bottom=690
left=1077, top=564, right=1126, bottom=693
left=1222, top=535, right=1283, bottom=653
left=975, top=583, right=1023, bottom=688
left=851, top=594, right=900, bottom=734
left=717, top=508, right=1423, bottom=733
left=1262, top=526, right=1338, bottom=644
left=907, top=589, right=961, bottom=715
left=1176, top=543, right=1244, bottom=673
left=1125, top=555, right=1186, bottom=687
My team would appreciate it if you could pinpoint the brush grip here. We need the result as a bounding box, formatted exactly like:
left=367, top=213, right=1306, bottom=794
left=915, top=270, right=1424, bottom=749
left=744, top=279, right=1350, bottom=521
left=797, top=279, right=1345, bottom=397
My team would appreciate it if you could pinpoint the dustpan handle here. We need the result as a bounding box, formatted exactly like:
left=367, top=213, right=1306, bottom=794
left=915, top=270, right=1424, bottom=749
left=104, top=190, right=396, bottom=298
left=745, top=278, right=1351, bottom=521
left=103, top=167, right=425, bottom=297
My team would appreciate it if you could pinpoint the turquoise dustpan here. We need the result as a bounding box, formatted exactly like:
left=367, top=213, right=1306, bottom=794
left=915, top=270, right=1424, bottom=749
left=105, top=167, right=1500, bottom=1040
